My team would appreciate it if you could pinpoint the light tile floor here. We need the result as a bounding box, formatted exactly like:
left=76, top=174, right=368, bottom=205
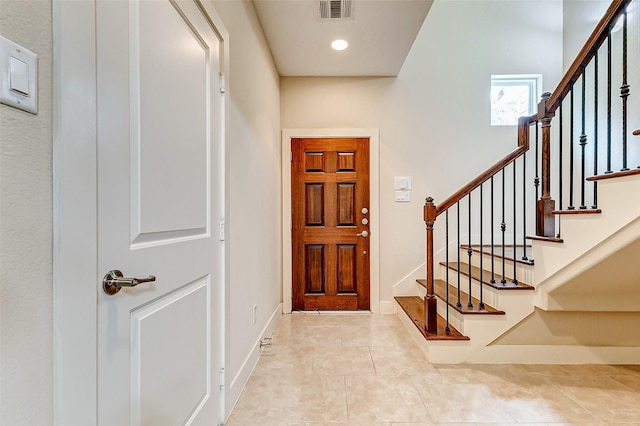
left=225, top=313, right=640, bottom=425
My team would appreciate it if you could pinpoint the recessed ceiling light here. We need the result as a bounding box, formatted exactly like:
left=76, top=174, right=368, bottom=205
left=331, top=39, right=348, bottom=51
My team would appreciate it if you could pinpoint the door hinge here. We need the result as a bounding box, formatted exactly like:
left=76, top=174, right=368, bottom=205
left=219, top=219, right=225, bottom=241
left=219, top=367, right=225, bottom=390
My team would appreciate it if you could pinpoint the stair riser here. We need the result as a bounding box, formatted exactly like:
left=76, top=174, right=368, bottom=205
left=459, top=248, right=534, bottom=283
left=436, top=265, right=501, bottom=308
left=438, top=298, right=503, bottom=334
left=412, top=286, right=465, bottom=334
left=436, top=296, right=464, bottom=333
left=416, top=282, right=500, bottom=334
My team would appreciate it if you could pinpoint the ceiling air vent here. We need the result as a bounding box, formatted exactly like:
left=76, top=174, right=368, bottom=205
left=319, top=0, right=352, bottom=20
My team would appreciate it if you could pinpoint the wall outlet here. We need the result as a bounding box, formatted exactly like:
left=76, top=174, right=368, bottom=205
left=252, top=304, right=257, bottom=325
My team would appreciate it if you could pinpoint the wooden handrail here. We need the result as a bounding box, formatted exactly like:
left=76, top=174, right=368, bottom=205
left=547, top=0, right=630, bottom=112
left=435, top=114, right=536, bottom=216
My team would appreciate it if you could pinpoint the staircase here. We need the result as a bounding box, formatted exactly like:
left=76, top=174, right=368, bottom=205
left=395, top=0, right=640, bottom=364
left=396, top=170, right=640, bottom=363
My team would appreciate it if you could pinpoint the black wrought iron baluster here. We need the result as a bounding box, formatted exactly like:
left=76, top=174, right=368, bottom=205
left=558, top=106, right=563, bottom=238
left=580, top=66, right=588, bottom=209
left=479, top=184, right=485, bottom=309
left=512, top=161, right=517, bottom=284
left=621, top=3, right=630, bottom=171
left=606, top=26, right=613, bottom=174
left=559, top=106, right=563, bottom=211
left=569, top=84, right=576, bottom=210
left=522, top=152, right=528, bottom=262
left=501, top=168, right=507, bottom=285
left=535, top=121, right=540, bottom=203
left=456, top=201, right=461, bottom=308
left=593, top=48, right=599, bottom=208
left=490, top=176, right=496, bottom=284
left=467, top=194, right=473, bottom=308
left=445, top=209, right=450, bottom=333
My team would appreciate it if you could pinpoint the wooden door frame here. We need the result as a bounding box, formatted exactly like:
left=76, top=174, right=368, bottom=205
left=282, top=129, right=380, bottom=313
left=52, top=1, right=229, bottom=423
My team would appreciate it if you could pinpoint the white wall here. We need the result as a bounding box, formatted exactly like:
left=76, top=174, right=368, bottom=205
left=210, top=0, right=282, bottom=416
left=494, top=309, right=640, bottom=346
left=281, top=0, right=564, bottom=304
left=0, top=1, right=53, bottom=425
left=563, top=0, right=611, bottom=69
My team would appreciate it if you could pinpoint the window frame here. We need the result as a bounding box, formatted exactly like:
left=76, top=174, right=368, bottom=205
left=491, top=74, right=542, bottom=126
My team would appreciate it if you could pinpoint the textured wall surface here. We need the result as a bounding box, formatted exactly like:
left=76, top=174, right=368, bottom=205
left=0, top=1, right=54, bottom=425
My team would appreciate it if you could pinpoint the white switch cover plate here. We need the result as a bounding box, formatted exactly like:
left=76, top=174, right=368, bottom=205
left=0, top=36, right=37, bottom=114
left=394, top=176, right=412, bottom=190
left=395, top=190, right=410, bottom=202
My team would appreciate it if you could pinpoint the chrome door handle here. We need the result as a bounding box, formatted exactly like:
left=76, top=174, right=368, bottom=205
left=103, top=269, right=156, bottom=295
left=357, top=230, right=369, bottom=238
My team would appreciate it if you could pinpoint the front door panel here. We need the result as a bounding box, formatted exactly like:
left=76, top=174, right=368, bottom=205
left=292, top=138, right=370, bottom=310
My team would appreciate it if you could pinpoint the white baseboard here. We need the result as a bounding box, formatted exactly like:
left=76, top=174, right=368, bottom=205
left=379, top=301, right=395, bottom=314
left=473, top=345, right=640, bottom=364
left=392, top=263, right=426, bottom=296
left=224, top=303, right=282, bottom=420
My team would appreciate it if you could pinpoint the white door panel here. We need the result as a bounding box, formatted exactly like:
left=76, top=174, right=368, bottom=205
left=96, top=0, right=224, bottom=424
left=135, top=0, right=209, bottom=238
left=131, top=277, right=210, bottom=426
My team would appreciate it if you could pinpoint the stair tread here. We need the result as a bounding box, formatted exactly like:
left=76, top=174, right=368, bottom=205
left=587, top=168, right=640, bottom=181
left=441, top=261, right=534, bottom=290
left=460, top=244, right=534, bottom=265
left=553, top=208, right=602, bottom=214
left=526, top=235, right=564, bottom=243
left=395, top=296, right=469, bottom=341
left=416, top=279, right=505, bottom=315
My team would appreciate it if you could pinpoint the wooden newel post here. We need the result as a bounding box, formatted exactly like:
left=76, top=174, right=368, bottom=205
left=424, top=197, right=438, bottom=334
left=536, top=92, right=556, bottom=237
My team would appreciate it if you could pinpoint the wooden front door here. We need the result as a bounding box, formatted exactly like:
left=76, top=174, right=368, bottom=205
left=292, top=138, right=370, bottom=310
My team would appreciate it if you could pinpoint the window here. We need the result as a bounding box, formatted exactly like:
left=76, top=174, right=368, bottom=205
left=491, top=75, right=541, bottom=126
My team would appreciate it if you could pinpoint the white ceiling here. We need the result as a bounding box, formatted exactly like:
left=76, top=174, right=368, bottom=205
left=252, top=0, right=434, bottom=77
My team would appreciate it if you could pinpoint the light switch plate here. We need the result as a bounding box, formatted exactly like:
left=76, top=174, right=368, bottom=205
left=394, top=176, right=412, bottom=190
left=0, top=36, right=37, bottom=114
left=395, top=190, right=410, bottom=202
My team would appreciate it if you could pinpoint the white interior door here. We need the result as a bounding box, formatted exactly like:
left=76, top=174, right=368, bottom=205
left=96, top=0, right=225, bottom=424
